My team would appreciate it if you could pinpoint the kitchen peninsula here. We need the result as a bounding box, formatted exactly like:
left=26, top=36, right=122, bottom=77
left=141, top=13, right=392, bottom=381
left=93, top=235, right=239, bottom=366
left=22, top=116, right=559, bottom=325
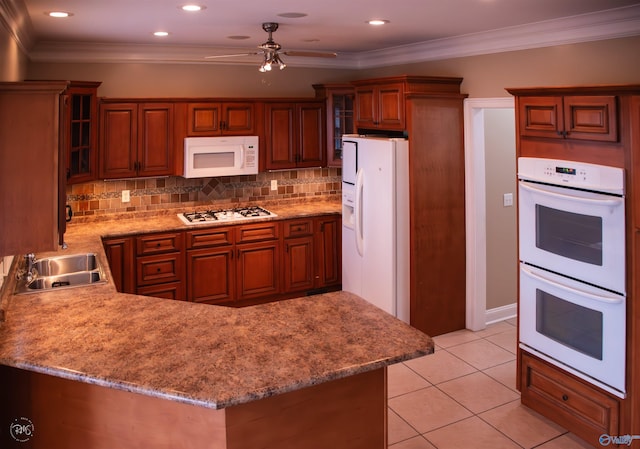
left=0, top=201, right=433, bottom=449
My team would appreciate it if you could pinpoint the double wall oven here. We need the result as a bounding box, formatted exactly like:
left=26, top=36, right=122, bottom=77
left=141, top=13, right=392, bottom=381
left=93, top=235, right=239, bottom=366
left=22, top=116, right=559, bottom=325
left=518, top=157, right=626, bottom=398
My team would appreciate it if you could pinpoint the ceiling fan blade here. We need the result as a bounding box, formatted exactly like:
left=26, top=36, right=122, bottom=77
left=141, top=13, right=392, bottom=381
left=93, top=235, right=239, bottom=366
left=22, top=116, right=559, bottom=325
left=205, top=52, right=260, bottom=59
left=283, top=50, right=337, bottom=58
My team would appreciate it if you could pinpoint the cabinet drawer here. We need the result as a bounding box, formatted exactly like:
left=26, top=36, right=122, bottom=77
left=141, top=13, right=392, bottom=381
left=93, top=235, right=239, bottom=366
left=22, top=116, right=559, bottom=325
left=136, top=253, right=183, bottom=286
left=236, top=222, right=280, bottom=243
left=137, top=281, right=185, bottom=301
left=136, top=232, right=183, bottom=255
left=520, top=352, right=619, bottom=443
left=186, top=227, right=234, bottom=249
left=283, top=219, right=313, bottom=237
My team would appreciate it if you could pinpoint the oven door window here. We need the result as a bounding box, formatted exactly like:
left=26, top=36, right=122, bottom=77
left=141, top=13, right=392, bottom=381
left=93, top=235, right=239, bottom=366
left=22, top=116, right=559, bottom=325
left=536, top=205, right=602, bottom=266
left=536, top=288, right=603, bottom=360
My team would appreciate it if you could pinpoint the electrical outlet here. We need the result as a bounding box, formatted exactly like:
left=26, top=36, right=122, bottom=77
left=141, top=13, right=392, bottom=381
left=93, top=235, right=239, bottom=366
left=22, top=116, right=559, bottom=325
left=271, top=180, right=278, bottom=191
left=122, top=190, right=130, bottom=203
left=503, top=192, right=513, bottom=207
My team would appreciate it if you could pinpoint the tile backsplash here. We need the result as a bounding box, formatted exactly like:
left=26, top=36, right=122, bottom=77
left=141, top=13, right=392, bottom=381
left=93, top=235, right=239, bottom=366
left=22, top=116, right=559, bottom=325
left=67, top=168, right=341, bottom=222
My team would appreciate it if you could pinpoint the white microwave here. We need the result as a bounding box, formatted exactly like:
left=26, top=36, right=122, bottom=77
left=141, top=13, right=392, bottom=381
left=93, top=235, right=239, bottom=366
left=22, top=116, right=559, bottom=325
left=183, top=136, right=259, bottom=178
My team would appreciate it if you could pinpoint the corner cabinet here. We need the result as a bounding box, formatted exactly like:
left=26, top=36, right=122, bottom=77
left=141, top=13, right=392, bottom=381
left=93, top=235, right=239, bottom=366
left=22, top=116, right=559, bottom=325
left=0, top=81, right=70, bottom=255
left=264, top=101, right=326, bottom=170
left=99, top=101, right=175, bottom=179
left=508, top=85, right=640, bottom=446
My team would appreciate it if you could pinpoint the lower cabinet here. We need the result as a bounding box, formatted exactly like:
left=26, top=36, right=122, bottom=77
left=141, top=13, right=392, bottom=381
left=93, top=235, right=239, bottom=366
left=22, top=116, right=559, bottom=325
left=104, top=214, right=341, bottom=305
left=520, top=351, right=620, bottom=445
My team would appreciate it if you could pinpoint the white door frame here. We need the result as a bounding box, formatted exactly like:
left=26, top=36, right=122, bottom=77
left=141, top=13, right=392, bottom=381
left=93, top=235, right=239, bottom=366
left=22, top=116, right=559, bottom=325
left=463, top=97, right=515, bottom=331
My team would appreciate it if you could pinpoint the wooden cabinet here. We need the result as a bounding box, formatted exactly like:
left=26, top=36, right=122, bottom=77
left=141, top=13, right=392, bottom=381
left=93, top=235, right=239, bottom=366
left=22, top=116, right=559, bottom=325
left=283, top=219, right=315, bottom=293
left=520, top=351, right=619, bottom=443
left=353, top=81, right=404, bottom=131
left=102, top=236, right=135, bottom=294
left=313, top=84, right=355, bottom=167
left=264, top=101, right=326, bottom=169
left=63, top=81, right=101, bottom=185
left=235, top=222, right=281, bottom=301
left=518, top=95, right=618, bottom=142
left=99, top=102, right=175, bottom=179
left=0, top=81, right=69, bottom=256
left=135, top=231, right=185, bottom=300
left=185, top=227, right=235, bottom=305
left=314, top=215, right=341, bottom=288
left=186, top=102, right=255, bottom=136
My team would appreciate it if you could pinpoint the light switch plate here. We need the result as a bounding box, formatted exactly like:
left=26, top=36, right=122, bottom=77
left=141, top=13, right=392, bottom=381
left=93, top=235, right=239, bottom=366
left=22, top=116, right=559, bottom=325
left=271, top=180, right=278, bottom=191
left=122, top=190, right=130, bottom=203
left=503, top=193, right=513, bottom=207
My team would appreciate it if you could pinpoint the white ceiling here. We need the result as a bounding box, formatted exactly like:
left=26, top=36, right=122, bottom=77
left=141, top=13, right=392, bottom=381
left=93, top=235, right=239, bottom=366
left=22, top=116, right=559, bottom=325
left=11, top=0, right=640, bottom=68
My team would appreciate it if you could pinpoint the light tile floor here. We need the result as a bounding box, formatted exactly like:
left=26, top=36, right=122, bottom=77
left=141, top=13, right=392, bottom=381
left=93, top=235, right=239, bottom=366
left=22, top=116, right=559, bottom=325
left=387, top=318, right=595, bottom=449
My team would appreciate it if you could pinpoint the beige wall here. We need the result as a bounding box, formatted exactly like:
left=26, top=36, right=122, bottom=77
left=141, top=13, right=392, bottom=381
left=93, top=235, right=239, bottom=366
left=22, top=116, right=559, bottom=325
left=26, top=36, right=640, bottom=98
left=0, top=23, right=28, bottom=81
left=483, top=109, right=517, bottom=311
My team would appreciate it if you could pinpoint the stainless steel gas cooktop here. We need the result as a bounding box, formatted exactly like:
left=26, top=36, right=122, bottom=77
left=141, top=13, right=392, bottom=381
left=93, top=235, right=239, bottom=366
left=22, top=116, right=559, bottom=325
left=177, top=206, right=276, bottom=225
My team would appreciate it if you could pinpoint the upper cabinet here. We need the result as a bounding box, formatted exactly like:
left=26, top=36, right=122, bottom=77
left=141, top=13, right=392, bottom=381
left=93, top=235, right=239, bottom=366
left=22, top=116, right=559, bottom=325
left=313, top=84, right=355, bottom=167
left=63, top=81, right=101, bottom=185
left=0, top=81, right=69, bottom=255
left=352, top=76, right=464, bottom=133
left=99, top=101, right=175, bottom=179
left=186, top=102, right=255, bottom=136
left=517, top=95, right=618, bottom=142
left=264, top=101, right=326, bottom=170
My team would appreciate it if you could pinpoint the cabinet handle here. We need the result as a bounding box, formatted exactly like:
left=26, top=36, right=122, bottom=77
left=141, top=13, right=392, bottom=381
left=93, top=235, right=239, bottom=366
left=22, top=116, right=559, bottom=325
left=562, top=394, right=569, bottom=401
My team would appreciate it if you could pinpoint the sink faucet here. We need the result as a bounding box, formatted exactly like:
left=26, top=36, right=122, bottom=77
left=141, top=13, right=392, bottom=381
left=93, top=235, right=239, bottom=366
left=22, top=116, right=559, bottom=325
left=22, top=253, right=36, bottom=282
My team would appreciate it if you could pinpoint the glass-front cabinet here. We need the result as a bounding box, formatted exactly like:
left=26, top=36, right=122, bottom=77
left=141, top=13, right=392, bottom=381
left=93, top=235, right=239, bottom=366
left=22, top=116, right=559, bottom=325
left=64, top=81, right=101, bottom=184
left=314, top=84, right=354, bottom=167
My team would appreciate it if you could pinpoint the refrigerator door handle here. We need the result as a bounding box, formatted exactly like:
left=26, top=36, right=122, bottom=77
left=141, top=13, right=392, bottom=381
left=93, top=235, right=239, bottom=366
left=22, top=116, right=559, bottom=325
left=355, top=168, right=364, bottom=256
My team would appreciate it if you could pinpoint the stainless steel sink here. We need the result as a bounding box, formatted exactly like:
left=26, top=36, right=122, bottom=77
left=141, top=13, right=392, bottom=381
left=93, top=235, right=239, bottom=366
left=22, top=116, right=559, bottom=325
left=33, top=253, right=99, bottom=276
left=14, top=253, right=107, bottom=295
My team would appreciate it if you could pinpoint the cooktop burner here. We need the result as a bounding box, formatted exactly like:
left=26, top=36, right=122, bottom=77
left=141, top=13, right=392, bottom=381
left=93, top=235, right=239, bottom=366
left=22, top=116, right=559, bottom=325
left=178, top=206, right=276, bottom=225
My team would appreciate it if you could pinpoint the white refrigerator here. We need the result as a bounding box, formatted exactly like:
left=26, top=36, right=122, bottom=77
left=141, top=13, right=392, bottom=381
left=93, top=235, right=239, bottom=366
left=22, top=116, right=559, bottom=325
left=341, top=135, right=410, bottom=322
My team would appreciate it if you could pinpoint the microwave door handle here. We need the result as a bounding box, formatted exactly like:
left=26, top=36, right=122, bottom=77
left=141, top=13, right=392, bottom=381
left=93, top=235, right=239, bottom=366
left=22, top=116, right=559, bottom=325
left=519, top=181, right=623, bottom=207
left=239, top=147, right=245, bottom=168
left=521, top=265, right=624, bottom=305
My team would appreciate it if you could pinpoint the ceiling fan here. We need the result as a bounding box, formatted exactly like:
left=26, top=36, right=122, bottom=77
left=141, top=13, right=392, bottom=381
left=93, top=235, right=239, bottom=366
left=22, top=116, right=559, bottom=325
left=205, top=22, right=337, bottom=72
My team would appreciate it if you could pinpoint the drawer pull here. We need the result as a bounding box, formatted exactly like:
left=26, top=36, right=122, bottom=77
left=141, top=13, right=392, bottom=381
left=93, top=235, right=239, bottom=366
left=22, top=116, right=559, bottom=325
left=562, top=394, right=569, bottom=401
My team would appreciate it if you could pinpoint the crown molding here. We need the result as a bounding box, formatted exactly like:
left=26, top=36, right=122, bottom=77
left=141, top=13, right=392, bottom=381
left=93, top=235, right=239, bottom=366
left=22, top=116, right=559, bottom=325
left=25, top=4, right=640, bottom=69
left=0, top=0, right=35, bottom=52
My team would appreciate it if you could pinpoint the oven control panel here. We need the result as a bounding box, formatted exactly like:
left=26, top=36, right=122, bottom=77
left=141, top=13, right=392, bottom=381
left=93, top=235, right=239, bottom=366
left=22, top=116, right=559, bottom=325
left=518, top=157, right=624, bottom=194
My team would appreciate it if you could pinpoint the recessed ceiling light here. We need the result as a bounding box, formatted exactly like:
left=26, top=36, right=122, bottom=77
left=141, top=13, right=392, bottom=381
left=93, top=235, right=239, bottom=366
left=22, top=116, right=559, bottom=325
left=154, top=31, right=170, bottom=37
left=367, top=19, right=390, bottom=26
left=227, top=35, right=250, bottom=40
left=278, top=12, right=308, bottom=19
left=180, top=4, right=206, bottom=12
left=47, top=11, right=73, bottom=18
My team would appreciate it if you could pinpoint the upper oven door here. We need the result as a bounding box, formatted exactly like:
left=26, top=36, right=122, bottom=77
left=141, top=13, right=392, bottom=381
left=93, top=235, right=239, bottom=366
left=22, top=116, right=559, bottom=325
left=518, top=180, right=625, bottom=294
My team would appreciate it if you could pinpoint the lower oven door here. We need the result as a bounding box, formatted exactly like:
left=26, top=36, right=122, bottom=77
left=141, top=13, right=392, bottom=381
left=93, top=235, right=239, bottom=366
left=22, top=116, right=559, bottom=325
left=519, top=263, right=626, bottom=397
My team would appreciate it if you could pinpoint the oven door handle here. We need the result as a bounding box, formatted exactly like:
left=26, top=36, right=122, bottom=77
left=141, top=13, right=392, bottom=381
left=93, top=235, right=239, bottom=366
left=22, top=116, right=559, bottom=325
left=521, top=265, right=624, bottom=305
left=519, top=181, right=623, bottom=206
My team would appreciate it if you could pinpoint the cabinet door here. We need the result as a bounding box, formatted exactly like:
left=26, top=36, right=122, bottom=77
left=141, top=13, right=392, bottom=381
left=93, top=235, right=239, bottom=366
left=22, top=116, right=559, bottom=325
left=326, top=90, right=354, bottom=167
left=186, top=102, right=222, bottom=135
left=236, top=241, right=280, bottom=300
left=283, top=236, right=315, bottom=293
left=99, top=103, right=138, bottom=179
left=138, top=103, right=174, bottom=177
left=377, top=83, right=404, bottom=130
left=297, top=102, right=326, bottom=167
left=563, top=96, right=618, bottom=142
left=518, top=96, right=564, bottom=139
left=65, top=84, right=100, bottom=184
left=355, top=86, right=376, bottom=129
left=187, top=247, right=235, bottom=304
left=222, top=102, right=255, bottom=135
left=265, top=102, right=295, bottom=170
left=103, top=237, right=135, bottom=294
left=315, top=216, right=342, bottom=287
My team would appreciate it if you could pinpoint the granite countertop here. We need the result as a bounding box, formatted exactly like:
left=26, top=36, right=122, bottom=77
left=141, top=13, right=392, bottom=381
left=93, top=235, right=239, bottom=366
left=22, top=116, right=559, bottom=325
left=0, top=199, right=433, bottom=410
